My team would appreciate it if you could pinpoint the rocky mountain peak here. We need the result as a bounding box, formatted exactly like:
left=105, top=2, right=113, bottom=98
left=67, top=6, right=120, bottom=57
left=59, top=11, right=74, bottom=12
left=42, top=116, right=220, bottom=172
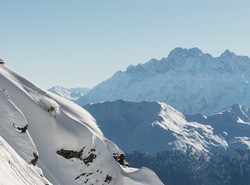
left=168, top=47, right=204, bottom=59
left=219, top=49, right=236, bottom=59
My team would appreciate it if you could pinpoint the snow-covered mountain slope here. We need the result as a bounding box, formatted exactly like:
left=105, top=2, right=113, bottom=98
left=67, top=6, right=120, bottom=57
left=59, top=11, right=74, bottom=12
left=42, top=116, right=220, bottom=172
left=48, top=86, right=89, bottom=101
left=0, top=88, right=37, bottom=164
left=0, top=136, right=51, bottom=185
left=77, top=47, right=250, bottom=115
left=186, top=103, right=250, bottom=151
left=0, top=65, right=163, bottom=185
left=84, top=100, right=230, bottom=155
left=84, top=100, right=250, bottom=185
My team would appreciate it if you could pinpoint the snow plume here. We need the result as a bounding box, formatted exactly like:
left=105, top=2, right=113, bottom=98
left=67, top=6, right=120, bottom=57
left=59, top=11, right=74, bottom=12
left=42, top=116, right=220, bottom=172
left=39, top=96, right=60, bottom=114
left=25, top=88, right=60, bottom=115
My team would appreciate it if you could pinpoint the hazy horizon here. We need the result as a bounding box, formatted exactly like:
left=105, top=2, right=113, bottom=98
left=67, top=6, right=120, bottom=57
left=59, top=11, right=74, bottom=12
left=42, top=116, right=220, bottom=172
left=1, top=0, right=249, bottom=89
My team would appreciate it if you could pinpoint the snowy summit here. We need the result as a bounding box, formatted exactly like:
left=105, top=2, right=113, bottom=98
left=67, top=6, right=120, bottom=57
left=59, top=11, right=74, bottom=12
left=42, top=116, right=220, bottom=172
left=76, top=47, right=250, bottom=115
left=0, top=63, right=163, bottom=185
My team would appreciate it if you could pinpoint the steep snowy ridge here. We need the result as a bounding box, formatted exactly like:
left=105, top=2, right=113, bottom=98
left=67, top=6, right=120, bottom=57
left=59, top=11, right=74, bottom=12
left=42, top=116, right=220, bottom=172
left=77, top=47, right=250, bottom=114
left=84, top=100, right=250, bottom=185
left=0, top=65, right=163, bottom=185
left=186, top=104, right=250, bottom=151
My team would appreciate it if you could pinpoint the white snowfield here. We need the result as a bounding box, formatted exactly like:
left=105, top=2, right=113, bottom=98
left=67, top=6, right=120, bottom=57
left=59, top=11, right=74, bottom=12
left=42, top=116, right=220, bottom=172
left=0, top=65, right=163, bottom=185
left=0, top=136, right=51, bottom=185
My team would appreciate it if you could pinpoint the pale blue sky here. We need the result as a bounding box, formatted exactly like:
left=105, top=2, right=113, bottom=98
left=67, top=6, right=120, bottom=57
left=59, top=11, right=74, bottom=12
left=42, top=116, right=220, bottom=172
left=0, top=0, right=249, bottom=89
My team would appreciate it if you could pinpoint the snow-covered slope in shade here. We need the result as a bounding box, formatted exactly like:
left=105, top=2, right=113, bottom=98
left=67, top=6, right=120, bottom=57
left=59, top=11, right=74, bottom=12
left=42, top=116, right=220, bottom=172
left=84, top=100, right=250, bottom=185
left=0, top=64, right=163, bottom=185
left=48, top=86, right=90, bottom=101
left=186, top=103, right=250, bottom=152
left=0, top=136, right=51, bottom=185
left=84, top=100, right=228, bottom=155
left=77, top=47, right=250, bottom=115
left=84, top=100, right=250, bottom=155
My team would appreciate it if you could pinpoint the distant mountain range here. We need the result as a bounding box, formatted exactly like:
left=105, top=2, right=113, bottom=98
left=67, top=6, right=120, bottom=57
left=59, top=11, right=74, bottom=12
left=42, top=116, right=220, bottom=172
left=84, top=100, right=250, bottom=185
left=76, top=47, right=250, bottom=115
left=48, top=86, right=90, bottom=101
left=46, top=47, right=250, bottom=184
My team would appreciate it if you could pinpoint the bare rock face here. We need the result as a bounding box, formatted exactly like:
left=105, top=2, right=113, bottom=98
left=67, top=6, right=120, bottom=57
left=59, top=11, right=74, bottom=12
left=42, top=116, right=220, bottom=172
left=0, top=58, right=5, bottom=65
left=56, top=147, right=97, bottom=165
left=56, top=148, right=85, bottom=159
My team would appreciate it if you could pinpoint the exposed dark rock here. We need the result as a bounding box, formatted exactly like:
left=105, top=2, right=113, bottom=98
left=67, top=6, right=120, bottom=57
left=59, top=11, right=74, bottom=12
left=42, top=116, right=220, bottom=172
left=84, top=178, right=89, bottom=183
left=0, top=58, right=5, bottom=65
left=13, top=123, right=28, bottom=133
left=56, top=147, right=97, bottom=166
left=104, top=175, right=112, bottom=183
left=75, top=172, right=93, bottom=181
left=30, top=152, right=39, bottom=166
left=113, top=153, right=128, bottom=166
left=83, top=153, right=96, bottom=165
left=90, top=148, right=96, bottom=152
left=75, top=173, right=86, bottom=180
left=56, top=147, right=85, bottom=159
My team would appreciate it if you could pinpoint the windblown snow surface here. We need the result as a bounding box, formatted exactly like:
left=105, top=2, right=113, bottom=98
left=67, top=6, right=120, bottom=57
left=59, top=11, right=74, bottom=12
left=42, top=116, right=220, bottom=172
left=0, top=64, right=163, bottom=185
